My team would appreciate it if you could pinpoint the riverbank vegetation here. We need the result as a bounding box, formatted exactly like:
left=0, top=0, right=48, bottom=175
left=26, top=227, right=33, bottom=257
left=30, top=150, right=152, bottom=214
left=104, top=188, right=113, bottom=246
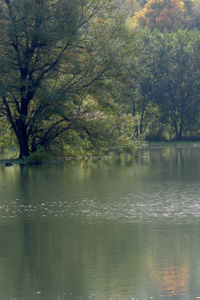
left=0, top=0, right=200, bottom=161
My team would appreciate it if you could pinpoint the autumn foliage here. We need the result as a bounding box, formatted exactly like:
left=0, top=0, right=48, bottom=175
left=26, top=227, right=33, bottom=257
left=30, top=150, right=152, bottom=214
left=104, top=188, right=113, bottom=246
left=134, top=0, right=185, bottom=31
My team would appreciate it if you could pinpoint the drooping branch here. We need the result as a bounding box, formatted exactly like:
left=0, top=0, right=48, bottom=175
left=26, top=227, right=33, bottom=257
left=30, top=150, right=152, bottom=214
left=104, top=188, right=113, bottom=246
left=36, top=118, right=73, bottom=146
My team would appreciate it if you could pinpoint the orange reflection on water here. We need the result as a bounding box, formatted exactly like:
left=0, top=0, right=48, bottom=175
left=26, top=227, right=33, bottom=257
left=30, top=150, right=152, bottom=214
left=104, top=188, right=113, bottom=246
left=148, top=258, right=189, bottom=296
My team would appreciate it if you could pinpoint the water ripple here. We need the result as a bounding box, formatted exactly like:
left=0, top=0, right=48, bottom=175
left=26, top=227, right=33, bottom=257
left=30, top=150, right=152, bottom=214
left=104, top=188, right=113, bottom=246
left=1, top=180, right=200, bottom=224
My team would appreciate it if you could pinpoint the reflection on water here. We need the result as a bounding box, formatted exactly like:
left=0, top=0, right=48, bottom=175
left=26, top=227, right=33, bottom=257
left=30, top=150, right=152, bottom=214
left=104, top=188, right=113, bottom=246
left=1, top=147, right=200, bottom=299
left=146, top=224, right=190, bottom=298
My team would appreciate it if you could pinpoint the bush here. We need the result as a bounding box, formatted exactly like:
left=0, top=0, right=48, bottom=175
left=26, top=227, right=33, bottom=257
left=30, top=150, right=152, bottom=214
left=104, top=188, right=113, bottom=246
left=23, top=147, right=52, bottom=164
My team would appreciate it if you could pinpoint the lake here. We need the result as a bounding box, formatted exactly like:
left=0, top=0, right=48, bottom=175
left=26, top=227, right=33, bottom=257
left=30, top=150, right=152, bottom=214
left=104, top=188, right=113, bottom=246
left=1, top=145, right=200, bottom=299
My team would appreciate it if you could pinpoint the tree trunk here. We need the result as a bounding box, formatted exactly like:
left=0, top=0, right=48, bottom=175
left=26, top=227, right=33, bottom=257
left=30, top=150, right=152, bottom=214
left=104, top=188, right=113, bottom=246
left=133, top=102, right=138, bottom=137
left=140, top=110, right=144, bottom=134
left=135, top=125, right=138, bottom=137
left=175, top=122, right=183, bottom=141
left=174, top=121, right=179, bottom=140
left=176, top=133, right=182, bottom=141
left=16, top=118, right=29, bottom=158
left=177, top=129, right=183, bottom=141
left=140, top=122, right=143, bottom=135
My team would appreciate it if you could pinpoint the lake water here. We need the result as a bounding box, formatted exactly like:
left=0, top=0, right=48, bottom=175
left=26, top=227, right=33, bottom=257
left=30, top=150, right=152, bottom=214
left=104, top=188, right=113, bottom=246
left=1, top=146, right=200, bottom=299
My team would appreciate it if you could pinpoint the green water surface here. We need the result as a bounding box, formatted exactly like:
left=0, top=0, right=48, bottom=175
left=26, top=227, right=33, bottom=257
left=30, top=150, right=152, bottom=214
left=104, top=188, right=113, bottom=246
left=0, top=146, right=200, bottom=299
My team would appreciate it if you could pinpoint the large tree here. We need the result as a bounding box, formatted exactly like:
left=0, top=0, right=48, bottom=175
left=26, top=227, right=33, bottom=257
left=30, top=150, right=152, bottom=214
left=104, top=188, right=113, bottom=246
left=0, top=0, right=133, bottom=158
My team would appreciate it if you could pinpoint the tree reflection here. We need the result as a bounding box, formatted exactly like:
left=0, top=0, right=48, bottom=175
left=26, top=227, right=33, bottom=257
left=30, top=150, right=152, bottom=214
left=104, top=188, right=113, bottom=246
left=146, top=224, right=189, bottom=297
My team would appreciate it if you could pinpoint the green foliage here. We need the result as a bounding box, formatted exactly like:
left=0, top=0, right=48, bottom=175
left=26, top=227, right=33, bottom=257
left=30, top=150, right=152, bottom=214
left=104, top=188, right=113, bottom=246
left=23, top=147, right=52, bottom=164
left=183, top=0, right=200, bottom=30
left=0, top=0, right=143, bottom=159
left=133, top=28, right=200, bottom=141
left=0, top=120, right=18, bottom=152
left=47, top=112, right=144, bottom=158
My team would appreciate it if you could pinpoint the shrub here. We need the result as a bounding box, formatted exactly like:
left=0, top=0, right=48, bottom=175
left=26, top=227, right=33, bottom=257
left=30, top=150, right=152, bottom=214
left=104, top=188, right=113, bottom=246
left=23, top=147, right=52, bottom=164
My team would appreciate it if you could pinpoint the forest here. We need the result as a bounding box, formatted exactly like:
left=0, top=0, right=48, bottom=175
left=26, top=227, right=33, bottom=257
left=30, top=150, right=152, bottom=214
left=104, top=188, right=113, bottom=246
left=0, top=0, right=200, bottom=160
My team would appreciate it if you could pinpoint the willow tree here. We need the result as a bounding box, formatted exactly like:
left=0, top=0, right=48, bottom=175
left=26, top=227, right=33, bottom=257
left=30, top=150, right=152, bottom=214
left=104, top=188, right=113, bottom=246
left=0, top=0, right=132, bottom=158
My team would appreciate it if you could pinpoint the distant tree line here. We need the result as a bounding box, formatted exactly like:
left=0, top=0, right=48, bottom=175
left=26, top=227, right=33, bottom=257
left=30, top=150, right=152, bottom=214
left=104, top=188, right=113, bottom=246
left=124, top=0, right=200, bottom=141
